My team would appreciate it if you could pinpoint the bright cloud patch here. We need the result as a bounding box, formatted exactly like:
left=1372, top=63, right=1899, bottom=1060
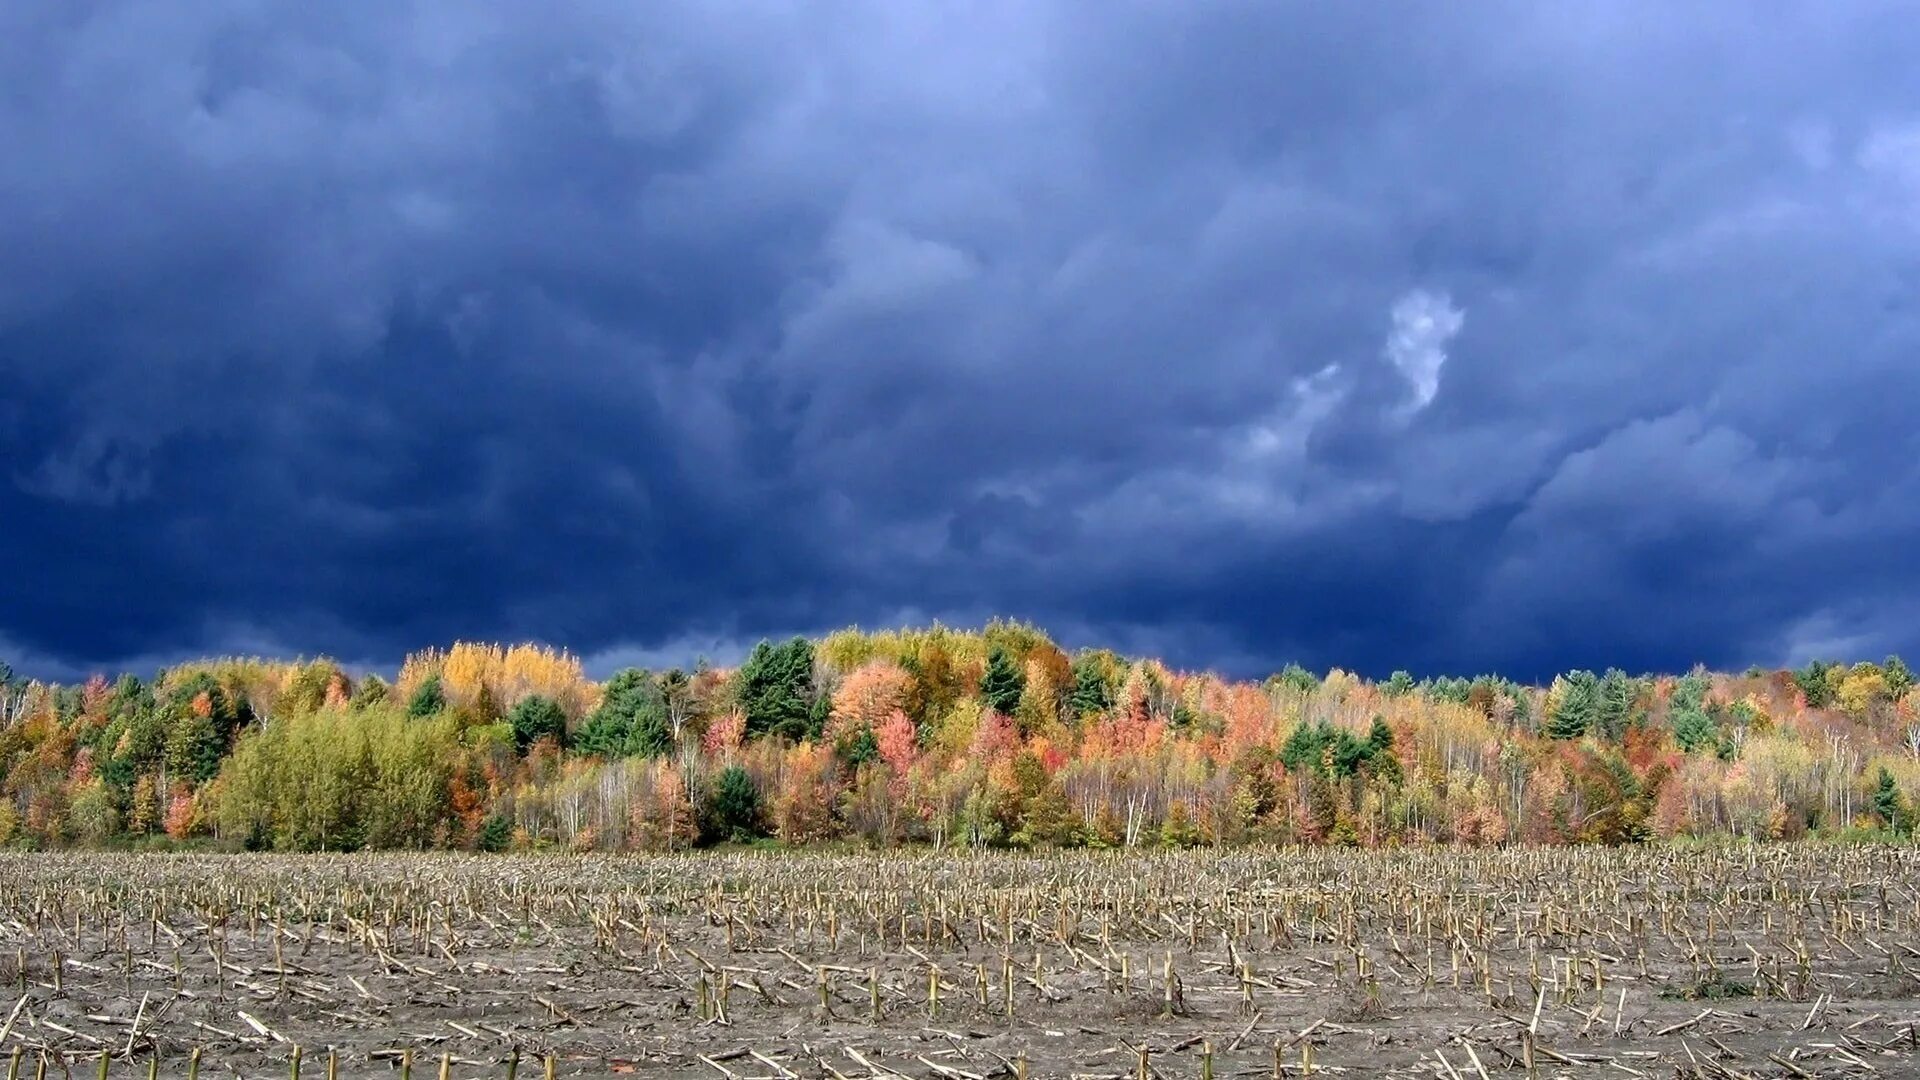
left=1384, top=289, right=1464, bottom=415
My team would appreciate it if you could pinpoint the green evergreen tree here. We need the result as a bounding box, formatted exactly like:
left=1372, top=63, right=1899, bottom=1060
left=164, top=672, right=246, bottom=743
left=1596, top=668, right=1634, bottom=739
left=1793, top=660, right=1836, bottom=708
left=469, top=683, right=503, bottom=726
left=1067, top=657, right=1112, bottom=719
left=406, top=674, right=445, bottom=718
left=708, top=765, right=762, bottom=842
left=836, top=725, right=879, bottom=766
left=1546, top=670, right=1599, bottom=740
left=1384, top=671, right=1415, bottom=697
left=1871, top=767, right=1908, bottom=833
left=351, top=674, right=391, bottom=710
left=806, top=692, right=831, bottom=740
left=1279, top=721, right=1327, bottom=775
left=980, top=647, right=1026, bottom=715
left=1271, top=664, right=1318, bottom=694
left=477, top=814, right=513, bottom=852
left=603, top=668, right=654, bottom=710
left=164, top=710, right=225, bottom=784
left=1885, top=655, right=1915, bottom=699
left=1366, top=715, right=1394, bottom=754
left=574, top=709, right=630, bottom=758
left=1158, top=801, right=1202, bottom=848
left=508, top=694, right=567, bottom=752
left=1015, top=782, right=1080, bottom=847
left=578, top=668, right=669, bottom=758
left=1328, top=727, right=1371, bottom=778
left=737, top=638, right=814, bottom=741
left=627, top=702, right=673, bottom=759
left=1671, top=704, right=1718, bottom=753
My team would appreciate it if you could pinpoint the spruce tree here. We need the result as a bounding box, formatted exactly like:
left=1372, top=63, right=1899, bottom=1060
left=508, top=694, right=567, bottom=752
left=1546, top=670, right=1598, bottom=739
left=1279, top=721, right=1327, bottom=775
left=406, top=674, right=445, bottom=718
left=1366, top=715, right=1394, bottom=754
left=1067, top=657, right=1111, bottom=720
left=1597, top=668, right=1634, bottom=739
left=627, top=700, right=673, bottom=759
left=1793, top=660, right=1836, bottom=708
left=709, top=765, right=762, bottom=842
left=351, top=674, right=391, bottom=710
left=1272, top=664, right=1318, bottom=694
left=578, top=668, right=665, bottom=757
left=737, top=638, right=815, bottom=740
left=1872, top=767, right=1907, bottom=833
left=164, top=710, right=224, bottom=784
left=1671, top=704, right=1718, bottom=753
left=1886, top=655, right=1915, bottom=698
left=980, top=647, right=1025, bottom=715
left=806, top=693, right=831, bottom=740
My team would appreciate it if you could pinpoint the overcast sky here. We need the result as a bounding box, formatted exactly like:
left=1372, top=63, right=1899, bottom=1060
left=4, top=3, right=1920, bottom=682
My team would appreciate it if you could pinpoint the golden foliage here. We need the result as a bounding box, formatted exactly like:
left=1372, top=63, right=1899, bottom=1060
left=407, top=642, right=597, bottom=720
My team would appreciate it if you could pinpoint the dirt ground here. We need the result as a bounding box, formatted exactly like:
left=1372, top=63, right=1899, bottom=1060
left=0, top=847, right=1913, bottom=1078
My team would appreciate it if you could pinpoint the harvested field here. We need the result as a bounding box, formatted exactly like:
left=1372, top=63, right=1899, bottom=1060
left=0, top=846, right=1914, bottom=1078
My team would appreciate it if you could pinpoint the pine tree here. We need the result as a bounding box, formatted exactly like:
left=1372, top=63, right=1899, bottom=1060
left=1546, top=670, right=1598, bottom=740
left=1067, top=657, right=1111, bottom=720
left=577, top=668, right=671, bottom=758
left=574, top=709, right=630, bottom=758
left=980, top=647, right=1025, bottom=715
left=406, top=674, right=445, bottom=718
left=627, top=701, right=673, bottom=759
left=1366, top=715, right=1394, bottom=754
left=1886, top=655, right=1915, bottom=699
left=737, top=638, right=815, bottom=741
left=1871, top=767, right=1907, bottom=833
left=469, top=683, right=502, bottom=726
left=836, top=725, right=879, bottom=766
left=708, top=765, right=762, bottom=842
left=1384, top=670, right=1415, bottom=697
left=1279, top=721, right=1326, bottom=776
left=351, top=674, right=391, bottom=710
left=1272, top=664, right=1318, bottom=693
left=1596, top=669, right=1634, bottom=739
left=1794, top=660, right=1836, bottom=708
left=1328, top=727, right=1371, bottom=778
left=1017, top=782, right=1079, bottom=847
left=1671, top=704, right=1718, bottom=753
left=164, top=710, right=224, bottom=784
left=806, top=693, right=831, bottom=740
left=477, top=814, right=513, bottom=852
left=508, top=694, right=567, bottom=752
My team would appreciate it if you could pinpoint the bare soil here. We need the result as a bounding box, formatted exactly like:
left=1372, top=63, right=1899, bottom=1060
left=0, top=846, right=1913, bottom=1078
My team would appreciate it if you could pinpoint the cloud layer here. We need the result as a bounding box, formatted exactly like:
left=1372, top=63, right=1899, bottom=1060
left=4, top=2, right=1920, bottom=681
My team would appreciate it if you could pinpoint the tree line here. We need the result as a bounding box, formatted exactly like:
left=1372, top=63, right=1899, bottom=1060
left=0, top=624, right=1914, bottom=852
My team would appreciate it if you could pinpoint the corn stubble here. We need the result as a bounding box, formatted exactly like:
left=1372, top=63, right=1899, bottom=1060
left=0, top=846, right=1912, bottom=1077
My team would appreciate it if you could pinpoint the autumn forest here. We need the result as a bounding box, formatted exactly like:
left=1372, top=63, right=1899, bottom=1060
left=0, top=622, right=1915, bottom=853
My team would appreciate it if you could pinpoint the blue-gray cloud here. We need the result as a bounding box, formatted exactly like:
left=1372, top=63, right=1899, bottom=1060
left=4, top=1, right=1920, bottom=681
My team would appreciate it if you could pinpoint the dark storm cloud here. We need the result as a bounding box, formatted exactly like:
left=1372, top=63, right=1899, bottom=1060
left=5, top=2, right=1920, bottom=681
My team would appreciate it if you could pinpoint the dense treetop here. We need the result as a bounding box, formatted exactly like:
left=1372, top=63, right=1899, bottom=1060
left=0, top=623, right=1913, bottom=851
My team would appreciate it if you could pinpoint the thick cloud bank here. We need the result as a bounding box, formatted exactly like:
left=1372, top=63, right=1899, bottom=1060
left=4, top=3, right=1920, bottom=680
